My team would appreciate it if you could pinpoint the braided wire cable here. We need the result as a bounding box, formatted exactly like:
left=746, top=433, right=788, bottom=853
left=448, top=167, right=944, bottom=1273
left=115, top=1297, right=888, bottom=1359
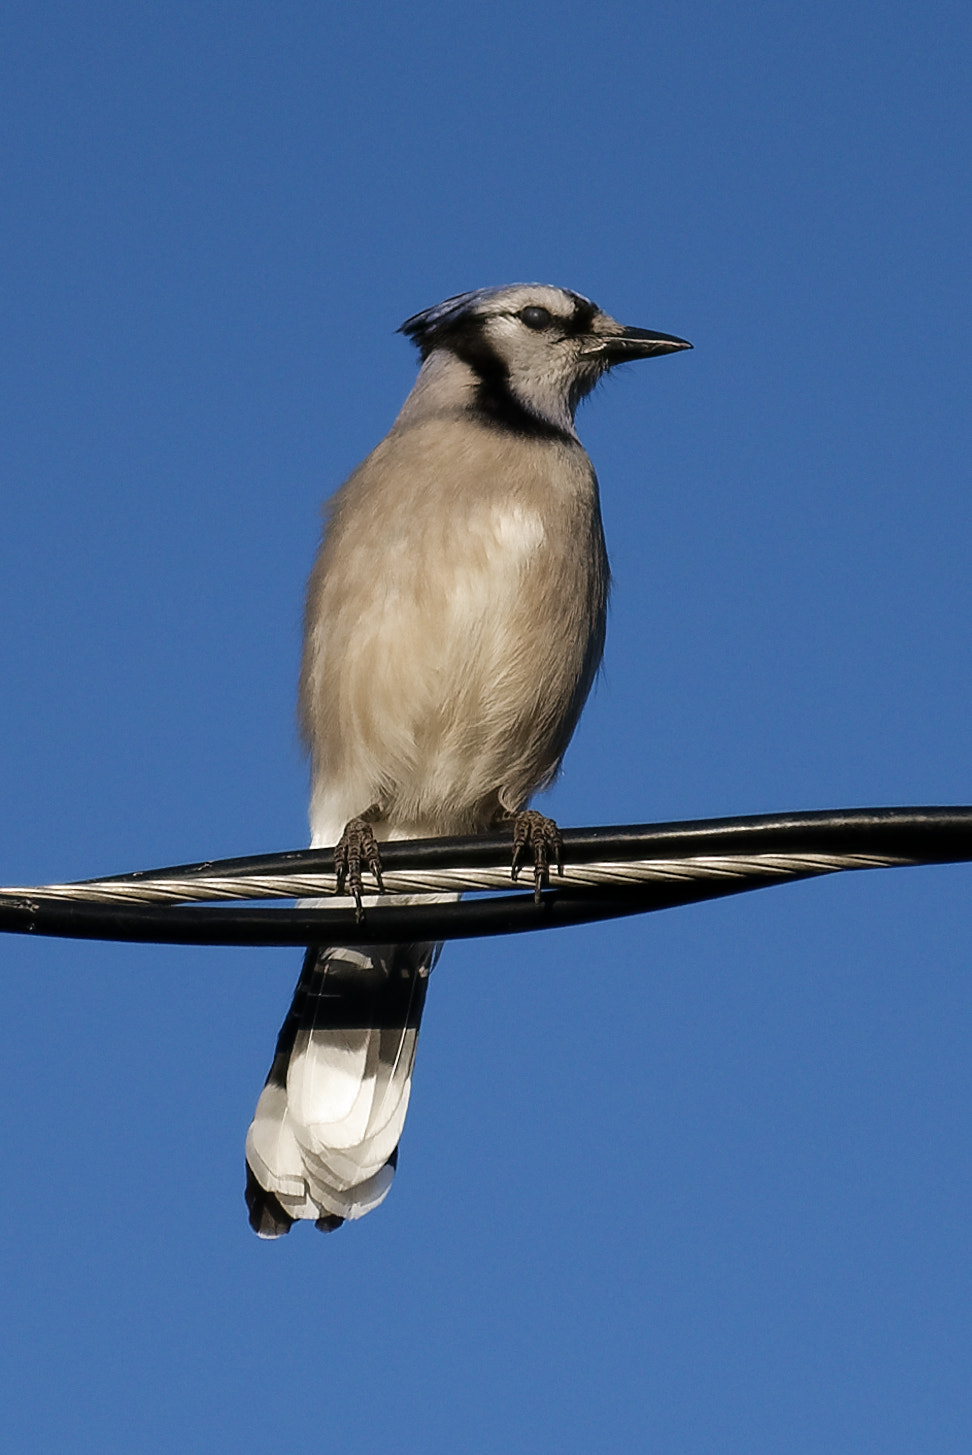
left=3, top=850, right=910, bottom=906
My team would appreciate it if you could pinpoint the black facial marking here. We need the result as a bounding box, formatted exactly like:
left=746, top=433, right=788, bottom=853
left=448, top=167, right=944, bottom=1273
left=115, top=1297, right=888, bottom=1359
left=434, top=315, right=575, bottom=441
left=565, top=297, right=598, bottom=337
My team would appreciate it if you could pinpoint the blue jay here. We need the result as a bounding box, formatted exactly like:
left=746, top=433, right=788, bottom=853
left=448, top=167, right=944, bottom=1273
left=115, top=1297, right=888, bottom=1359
left=245, top=284, right=690, bottom=1236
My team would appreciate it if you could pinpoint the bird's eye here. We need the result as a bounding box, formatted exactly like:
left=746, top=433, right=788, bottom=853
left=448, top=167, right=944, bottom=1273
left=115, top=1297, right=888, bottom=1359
left=519, top=306, right=552, bottom=330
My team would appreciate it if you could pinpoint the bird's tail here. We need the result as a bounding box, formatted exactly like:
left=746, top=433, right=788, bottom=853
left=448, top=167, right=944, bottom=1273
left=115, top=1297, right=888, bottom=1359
left=245, top=936, right=439, bottom=1237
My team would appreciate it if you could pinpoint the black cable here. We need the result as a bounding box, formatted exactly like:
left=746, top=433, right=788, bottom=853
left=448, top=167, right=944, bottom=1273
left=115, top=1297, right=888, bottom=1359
left=86, top=804, right=972, bottom=884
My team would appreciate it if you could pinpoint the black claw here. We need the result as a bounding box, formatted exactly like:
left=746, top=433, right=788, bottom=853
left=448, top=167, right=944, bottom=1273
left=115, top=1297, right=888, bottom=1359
left=511, top=809, right=564, bottom=903
left=334, top=818, right=384, bottom=922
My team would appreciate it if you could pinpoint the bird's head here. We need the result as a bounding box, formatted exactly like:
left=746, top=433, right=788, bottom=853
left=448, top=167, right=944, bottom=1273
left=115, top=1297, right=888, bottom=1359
left=400, top=284, right=691, bottom=438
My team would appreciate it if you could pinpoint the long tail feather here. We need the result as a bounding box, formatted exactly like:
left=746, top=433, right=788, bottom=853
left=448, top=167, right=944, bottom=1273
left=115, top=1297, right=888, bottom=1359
left=245, top=938, right=438, bottom=1236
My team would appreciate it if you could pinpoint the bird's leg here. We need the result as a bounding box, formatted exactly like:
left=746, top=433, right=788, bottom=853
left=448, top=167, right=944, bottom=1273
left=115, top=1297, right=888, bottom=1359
left=334, top=817, right=385, bottom=922
left=511, top=808, right=565, bottom=904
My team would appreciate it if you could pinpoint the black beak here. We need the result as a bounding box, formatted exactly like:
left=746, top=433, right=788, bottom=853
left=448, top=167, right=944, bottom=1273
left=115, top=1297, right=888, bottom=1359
left=585, top=326, right=693, bottom=362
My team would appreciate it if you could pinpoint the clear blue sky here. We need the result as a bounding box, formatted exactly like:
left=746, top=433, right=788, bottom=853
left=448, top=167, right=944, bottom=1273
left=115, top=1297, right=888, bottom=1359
left=2, top=3, right=971, bottom=1451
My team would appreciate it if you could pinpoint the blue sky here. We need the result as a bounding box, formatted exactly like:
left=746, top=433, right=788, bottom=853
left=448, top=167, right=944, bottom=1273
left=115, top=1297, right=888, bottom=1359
left=1, top=2, right=970, bottom=1450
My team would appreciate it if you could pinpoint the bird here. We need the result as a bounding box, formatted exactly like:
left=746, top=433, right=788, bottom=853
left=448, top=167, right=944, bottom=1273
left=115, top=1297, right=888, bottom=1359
left=244, top=283, right=690, bottom=1236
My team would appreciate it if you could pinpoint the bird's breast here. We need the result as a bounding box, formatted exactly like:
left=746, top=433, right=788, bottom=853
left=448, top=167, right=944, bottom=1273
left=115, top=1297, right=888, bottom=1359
left=302, top=421, right=608, bottom=836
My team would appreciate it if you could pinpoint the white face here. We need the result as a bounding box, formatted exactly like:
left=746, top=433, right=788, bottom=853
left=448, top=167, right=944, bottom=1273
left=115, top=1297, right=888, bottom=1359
left=469, top=286, right=619, bottom=432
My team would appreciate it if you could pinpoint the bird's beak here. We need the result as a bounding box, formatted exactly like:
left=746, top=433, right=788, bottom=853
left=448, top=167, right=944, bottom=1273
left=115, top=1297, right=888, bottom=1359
left=582, top=325, right=693, bottom=361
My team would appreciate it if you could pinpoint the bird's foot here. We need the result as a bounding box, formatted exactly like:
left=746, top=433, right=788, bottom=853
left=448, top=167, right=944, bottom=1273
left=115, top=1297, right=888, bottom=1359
left=335, top=817, right=385, bottom=922
left=511, top=809, right=564, bottom=904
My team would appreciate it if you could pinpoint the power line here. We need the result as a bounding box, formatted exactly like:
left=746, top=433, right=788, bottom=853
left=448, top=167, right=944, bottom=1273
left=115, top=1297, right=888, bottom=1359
left=1, top=806, right=970, bottom=948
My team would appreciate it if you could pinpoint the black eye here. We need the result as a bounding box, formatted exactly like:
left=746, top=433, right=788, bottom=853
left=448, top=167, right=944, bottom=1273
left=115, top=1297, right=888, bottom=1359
left=519, top=306, right=552, bottom=330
